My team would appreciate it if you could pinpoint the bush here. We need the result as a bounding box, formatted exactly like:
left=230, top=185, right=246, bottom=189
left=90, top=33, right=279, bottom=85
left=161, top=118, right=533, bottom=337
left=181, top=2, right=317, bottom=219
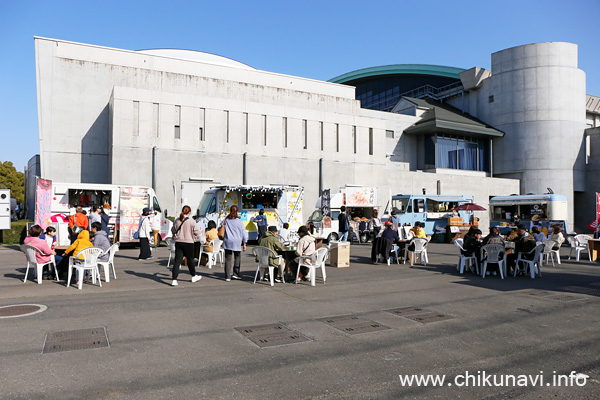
left=0, top=220, right=31, bottom=245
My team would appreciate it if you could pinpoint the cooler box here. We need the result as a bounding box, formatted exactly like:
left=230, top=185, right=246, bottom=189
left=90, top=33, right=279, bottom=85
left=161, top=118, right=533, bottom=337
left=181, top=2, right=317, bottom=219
left=329, top=241, right=350, bottom=268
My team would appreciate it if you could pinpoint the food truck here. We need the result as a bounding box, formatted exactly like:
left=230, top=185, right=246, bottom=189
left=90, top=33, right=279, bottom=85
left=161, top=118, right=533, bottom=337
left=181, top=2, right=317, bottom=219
left=33, top=179, right=171, bottom=245
left=386, top=194, right=474, bottom=235
left=308, top=186, right=379, bottom=242
left=489, top=194, right=568, bottom=235
left=194, top=185, right=303, bottom=241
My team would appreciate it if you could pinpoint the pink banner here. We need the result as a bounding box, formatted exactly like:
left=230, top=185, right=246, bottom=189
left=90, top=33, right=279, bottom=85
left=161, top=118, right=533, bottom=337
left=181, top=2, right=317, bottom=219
left=35, top=178, right=52, bottom=229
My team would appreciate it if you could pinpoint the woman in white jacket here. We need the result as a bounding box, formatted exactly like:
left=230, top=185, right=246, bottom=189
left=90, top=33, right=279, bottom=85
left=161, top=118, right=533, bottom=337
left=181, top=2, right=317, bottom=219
left=138, top=207, right=153, bottom=260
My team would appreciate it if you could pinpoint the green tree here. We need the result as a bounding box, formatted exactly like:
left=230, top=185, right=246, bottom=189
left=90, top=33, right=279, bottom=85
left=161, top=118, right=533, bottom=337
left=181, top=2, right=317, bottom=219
left=0, top=161, right=25, bottom=203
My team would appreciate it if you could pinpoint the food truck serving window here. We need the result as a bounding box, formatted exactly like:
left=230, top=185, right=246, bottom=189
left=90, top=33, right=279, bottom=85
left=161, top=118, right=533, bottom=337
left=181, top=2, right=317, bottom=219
left=241, top=191, right=278, bottom=209
left=69, top=189, right=111, bottom=208
left=425, top=198, right=461, bottom=213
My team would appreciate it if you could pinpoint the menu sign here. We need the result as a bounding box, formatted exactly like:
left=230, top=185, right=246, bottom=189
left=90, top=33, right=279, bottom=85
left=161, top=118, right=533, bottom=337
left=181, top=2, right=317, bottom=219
left=321, top=189, right=331, bottom=217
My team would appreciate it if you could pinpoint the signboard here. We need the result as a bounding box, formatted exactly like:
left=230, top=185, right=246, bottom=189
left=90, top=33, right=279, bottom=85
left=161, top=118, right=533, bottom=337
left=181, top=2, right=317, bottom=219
left=35, top=178, right=52, bottom=229
left=323, top=216, right=332, bottom=229
left=118, top=187, right=148, bottom=242
left=321, top=189, right=331, bottom=217
left=346, top=187, right=377, bottom=207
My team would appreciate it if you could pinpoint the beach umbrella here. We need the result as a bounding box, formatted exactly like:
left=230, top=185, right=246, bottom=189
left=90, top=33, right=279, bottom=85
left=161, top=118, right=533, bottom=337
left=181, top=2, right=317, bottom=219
left=455, top=203, right=487, bottom=211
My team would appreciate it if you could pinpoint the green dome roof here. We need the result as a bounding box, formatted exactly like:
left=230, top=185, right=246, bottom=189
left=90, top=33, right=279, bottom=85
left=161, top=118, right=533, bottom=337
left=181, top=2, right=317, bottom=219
left=329, top=64, right=465, bottom=84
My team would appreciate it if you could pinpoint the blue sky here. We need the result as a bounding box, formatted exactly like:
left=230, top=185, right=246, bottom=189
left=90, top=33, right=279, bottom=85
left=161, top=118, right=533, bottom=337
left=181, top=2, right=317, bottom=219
left=1, top=0, right=598, bottom=172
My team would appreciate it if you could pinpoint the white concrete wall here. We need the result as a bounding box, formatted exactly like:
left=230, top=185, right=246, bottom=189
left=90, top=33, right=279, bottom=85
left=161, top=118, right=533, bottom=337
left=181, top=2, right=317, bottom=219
left=448, top=42, right=587, bottom=230
left=35, top=37, right=520, bottom=226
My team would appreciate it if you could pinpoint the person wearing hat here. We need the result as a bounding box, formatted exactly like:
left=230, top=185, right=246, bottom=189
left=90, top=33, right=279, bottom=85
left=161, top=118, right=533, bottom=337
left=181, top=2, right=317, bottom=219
left=258, top=225, right=286, bottom=282
left=137, top=207, right=153, bottom=260
left=382, top=220, right=400, bottom=245
left=292, top=225, right=316, bottom=281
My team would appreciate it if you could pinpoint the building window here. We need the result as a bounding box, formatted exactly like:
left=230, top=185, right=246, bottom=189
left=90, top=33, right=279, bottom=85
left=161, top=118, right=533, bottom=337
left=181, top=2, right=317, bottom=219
left=224, top=110, right=229, bottom=143
left=199, top=127, right=204, bottom=141
left=335, top=124, right=339, bottom=152
left=352, top=126, right=357, bottom=154
left=152, top=103, right=159, bottom=137
left=432, top=135, right=489, bottom=172
left=263, top=115, right=267, bottom=146
left=133, top=101, right=139, bottom=136
left=243, top=112, right=249, bottom=145
left=320, top=121, right=324, bottom=151
left=174, top=105, right=181, bottom=139
left=199, top=108, right=206, bottom=141
left=369, top=128, right=373, bottom=155
left=488, top=95, right=494, bottom=103
left=283, top=117, right=288, bottom=148
left=302, top=119, right=308, bottom=149
left=386, top=130, right=394, bottom=139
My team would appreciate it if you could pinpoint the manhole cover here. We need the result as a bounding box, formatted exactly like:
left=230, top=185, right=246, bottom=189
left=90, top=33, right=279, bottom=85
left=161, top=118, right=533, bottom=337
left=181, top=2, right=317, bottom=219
left=0, top=304, right=47, bottom=319
left=43, top=327, right=109, bottom=354
left=318, top=315, right=390, bottom=335
left=384, top=307, right=432, bottom=317
left=403, top=312, right=456, bottom=324
left=235, top=323, right=311, bottom=348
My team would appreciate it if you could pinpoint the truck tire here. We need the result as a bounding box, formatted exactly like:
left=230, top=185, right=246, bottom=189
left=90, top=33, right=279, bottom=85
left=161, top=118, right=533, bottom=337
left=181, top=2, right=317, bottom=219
left=327, top=232, right=338, bottom=242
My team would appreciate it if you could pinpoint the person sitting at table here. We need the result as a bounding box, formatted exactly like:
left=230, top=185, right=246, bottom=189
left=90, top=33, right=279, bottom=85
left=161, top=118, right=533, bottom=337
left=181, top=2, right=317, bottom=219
left=197, top=220, right=218, bottom=266
left=258, top=225, right=286, bottom=282
left=59, top=229, right=93, bottom=281
left=277, top=222, right=291, bottom=243
left=91, top=222, right=110, bottom=262
left=462, top=228, right=483, bottom=266
left=506, top=224, right=536, bottom=275
left=463, top=225, right=477, bottom=240
left=482, top=226, right=504, bottom=246
left=410, top=222, right=426, bottom=239
left=548, top=224, right=565, bottom=250
left=290, top=225, right=316, bottom=281
left=24, top=225, right=57, bottom=280
left=531, top=226, right=547, bottom=242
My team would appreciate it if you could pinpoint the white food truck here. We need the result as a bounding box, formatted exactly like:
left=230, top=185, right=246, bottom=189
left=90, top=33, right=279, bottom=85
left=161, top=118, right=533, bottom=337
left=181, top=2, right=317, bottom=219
left=33, top=180, right=172, bottom=245
left=194, top=185, right=303, bottom=241
left=308, top=186, right=379, bottom=242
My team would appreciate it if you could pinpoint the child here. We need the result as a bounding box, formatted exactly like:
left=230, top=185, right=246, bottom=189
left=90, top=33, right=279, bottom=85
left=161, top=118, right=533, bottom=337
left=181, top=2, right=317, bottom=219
left=57, top=230, right=93, bottom=280
left=40, top=226, right=63, bottom=278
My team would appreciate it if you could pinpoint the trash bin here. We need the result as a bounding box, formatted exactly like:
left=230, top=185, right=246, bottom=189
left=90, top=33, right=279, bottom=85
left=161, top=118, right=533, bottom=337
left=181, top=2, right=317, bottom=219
left=433, top=233, right=445, bottom=243
left=329, top=241, right=350, bottom=268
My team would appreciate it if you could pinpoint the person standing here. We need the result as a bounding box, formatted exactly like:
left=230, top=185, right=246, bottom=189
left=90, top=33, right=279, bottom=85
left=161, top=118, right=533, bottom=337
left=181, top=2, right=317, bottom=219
left=88, top=207, right=101, bottom=231
left=151, top=210, right=162, bottom=247
left=98, top=207, right=110, bottom=235
left=68, top=206, right=88, bottom=243
left=221, top=205, right=248, bottom=281
left=371, top=209, right=382, bottom=237
left=390, top=210, right=400, bottom=230
left=338, top=206, right=349, bottom=242
left=170, top=205, right=202, bottom=286
left=137, top=208, right=152, bottom=260
left=254, top=209, right=268, bottom=241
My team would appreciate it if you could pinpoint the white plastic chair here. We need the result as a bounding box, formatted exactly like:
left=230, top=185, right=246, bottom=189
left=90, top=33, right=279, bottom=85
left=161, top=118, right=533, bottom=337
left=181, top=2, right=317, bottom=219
left=67, top=247, right=104, bottom=290
left=166, top=238, right=176, bottom=268
left=539, top=240, right=559, bottom=267
left=389, top=243, right=402, bottom=265
left=252, top=246, right=283, bottom=287
left=296, top=247, right=328, bottom=286
left=481, top=244, right=505, bottom=279
left=97, top=244, right=119, bottom=282
left=514, top=244, right=544, bottom=279
left=198, top=238, right=224, bottom=269
left=404, top=238, right=429, bottom=266
left=454, top=239, right=478, bottom=274
left=569, top=235, right=591, bottom=262
left=20, top=244, right=59, bottom=284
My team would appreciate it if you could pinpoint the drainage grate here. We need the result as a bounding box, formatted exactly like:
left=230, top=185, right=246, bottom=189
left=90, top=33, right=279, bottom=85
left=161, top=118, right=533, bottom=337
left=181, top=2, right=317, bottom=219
left=0, top=304, right=47, bottom=319
left=235, top=323, right=311, bottom=348
left=383, top=307, right=432, bottom=317
left=403, top=312, right=456, bottom=324
left=43, top=327, right=109, bottom=354
left=524, top=290, right=586, bottom=302
left=318, top=315, right=390, bottom=335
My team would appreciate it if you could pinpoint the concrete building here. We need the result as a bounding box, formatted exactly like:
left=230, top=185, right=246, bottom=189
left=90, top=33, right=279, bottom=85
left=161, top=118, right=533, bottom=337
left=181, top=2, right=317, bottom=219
left=34, top=37, right=526, bottom=230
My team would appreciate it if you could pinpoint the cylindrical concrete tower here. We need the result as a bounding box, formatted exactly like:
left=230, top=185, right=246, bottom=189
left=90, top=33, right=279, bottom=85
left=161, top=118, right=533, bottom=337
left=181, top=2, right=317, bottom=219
left=484, top=42, right=586, bottom=230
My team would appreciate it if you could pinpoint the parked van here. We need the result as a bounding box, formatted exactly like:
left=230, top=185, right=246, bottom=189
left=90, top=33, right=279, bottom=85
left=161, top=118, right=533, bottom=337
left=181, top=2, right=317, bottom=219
left=195, top=185, right=303, bottom=241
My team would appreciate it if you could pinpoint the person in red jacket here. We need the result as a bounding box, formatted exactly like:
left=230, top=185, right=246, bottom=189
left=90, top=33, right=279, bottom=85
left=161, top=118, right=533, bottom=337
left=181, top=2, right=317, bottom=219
left=68, top=206, right=89, bottom=243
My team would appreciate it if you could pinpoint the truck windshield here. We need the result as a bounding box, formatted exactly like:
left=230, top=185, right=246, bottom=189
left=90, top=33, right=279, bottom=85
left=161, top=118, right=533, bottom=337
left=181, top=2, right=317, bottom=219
left=391, top=198, right=410, bottom=213
left=309, top=210, right=323, bottom=222
left=198, top=194, right=214, bottom=216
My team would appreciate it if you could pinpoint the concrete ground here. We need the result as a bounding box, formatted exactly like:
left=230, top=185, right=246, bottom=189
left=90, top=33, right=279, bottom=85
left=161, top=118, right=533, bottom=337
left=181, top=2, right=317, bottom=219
left=1, top=242, right=599, bottom=400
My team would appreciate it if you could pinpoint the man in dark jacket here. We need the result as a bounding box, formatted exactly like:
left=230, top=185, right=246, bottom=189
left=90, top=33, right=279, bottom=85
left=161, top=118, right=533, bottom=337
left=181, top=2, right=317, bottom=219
left=507, top=224, right=536, bottom=274
left=91, top=222, right=111, bottom=261
left=462, top=228, right=483, bottom=265
left=338, top=206, right=349, bottom=242
left=258, top=226, right=286, bottom=282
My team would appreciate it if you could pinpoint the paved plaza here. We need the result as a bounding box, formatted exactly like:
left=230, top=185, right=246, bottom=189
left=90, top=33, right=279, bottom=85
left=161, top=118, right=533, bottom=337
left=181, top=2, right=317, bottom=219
left=1, top=243, right=599, bottom=399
